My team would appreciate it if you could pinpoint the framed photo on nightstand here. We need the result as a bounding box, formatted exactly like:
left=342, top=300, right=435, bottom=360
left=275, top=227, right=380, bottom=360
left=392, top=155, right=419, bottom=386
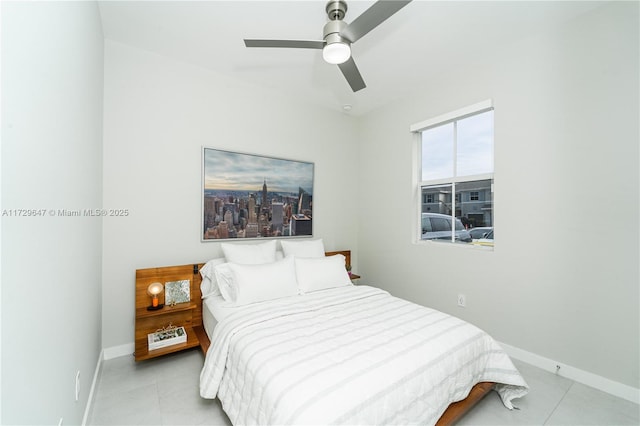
left=164, top=280, right=190, bottom=305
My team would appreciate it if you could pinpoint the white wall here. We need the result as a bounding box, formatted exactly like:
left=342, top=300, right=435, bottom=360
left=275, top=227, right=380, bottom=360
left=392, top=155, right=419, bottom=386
left=356, top=2, right=638, bottom=391
left=1, top=2, right=104, bottom=424
left=102, top=40, right=359, bottom=349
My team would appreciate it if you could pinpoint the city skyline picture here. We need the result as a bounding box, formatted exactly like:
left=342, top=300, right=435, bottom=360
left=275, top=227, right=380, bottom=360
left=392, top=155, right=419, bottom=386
left=202, top=147, right=314, bottom=241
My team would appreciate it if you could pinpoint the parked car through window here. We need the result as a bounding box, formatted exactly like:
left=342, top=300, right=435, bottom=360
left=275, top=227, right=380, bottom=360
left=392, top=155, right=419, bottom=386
left=421, top=213, right=472, bottom=243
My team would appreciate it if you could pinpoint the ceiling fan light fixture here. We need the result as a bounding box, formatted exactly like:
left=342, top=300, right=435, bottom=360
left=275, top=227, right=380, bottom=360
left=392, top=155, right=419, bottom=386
left=323, top=41, right=351, bottom=65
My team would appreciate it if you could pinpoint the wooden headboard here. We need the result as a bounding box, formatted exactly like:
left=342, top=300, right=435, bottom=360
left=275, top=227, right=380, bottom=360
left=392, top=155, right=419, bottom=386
left=324, top=250, right=352, bottom=269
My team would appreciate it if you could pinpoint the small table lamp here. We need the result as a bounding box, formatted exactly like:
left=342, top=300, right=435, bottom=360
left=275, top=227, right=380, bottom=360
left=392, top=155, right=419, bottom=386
left=147, top=282, right=164, bottom=310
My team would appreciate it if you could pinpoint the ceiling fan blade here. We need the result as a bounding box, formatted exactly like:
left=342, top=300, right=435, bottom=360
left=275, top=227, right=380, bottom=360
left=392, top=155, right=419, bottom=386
left=244, top=39, right=325, bottom=49
left=338, top=57, right=366, bottom=92
left=340, top=0, right=412, bottom=43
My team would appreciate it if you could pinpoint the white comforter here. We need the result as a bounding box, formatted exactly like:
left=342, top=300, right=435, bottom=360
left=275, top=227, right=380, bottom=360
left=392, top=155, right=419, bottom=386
left=200, top=285, right=528, bottom=425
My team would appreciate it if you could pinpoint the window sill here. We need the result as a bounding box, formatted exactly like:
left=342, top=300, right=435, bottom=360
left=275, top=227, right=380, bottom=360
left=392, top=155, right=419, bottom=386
left=414, top=239, right=494, bottom=251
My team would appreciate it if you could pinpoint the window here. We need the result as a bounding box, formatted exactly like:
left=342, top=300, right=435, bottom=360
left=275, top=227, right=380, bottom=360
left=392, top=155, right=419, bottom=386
left=411, top=101, right=494, bottom=246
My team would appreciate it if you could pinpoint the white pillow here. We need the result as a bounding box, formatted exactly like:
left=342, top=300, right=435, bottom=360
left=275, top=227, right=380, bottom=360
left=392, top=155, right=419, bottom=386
left=199, top=257, right=226, bottom=298
left=295, top=254, right=352, bottom=293
left=227, top=257, right=299, bottom=306
left=221, top=240, right=277, bottom=264
left=280, top=239, right=325, bottom=258
left=213, top=263, right=236, bottom=302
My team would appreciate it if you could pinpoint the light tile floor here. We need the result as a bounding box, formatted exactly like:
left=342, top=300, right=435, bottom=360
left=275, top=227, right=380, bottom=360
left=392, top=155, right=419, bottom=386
left=88, top=348, right=639, bottom=425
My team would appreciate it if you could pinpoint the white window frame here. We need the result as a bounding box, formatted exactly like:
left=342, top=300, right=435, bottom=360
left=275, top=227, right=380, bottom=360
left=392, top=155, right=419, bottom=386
left=410, top=100, right=494, bottom=245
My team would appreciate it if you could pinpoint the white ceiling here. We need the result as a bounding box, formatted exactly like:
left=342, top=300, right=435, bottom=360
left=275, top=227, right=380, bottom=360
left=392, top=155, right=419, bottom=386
left=98, top=1, right=605, bottom=116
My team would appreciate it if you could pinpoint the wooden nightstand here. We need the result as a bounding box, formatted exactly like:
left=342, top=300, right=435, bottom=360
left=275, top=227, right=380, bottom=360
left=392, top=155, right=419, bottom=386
left=134, top=264, right=207, bottom=361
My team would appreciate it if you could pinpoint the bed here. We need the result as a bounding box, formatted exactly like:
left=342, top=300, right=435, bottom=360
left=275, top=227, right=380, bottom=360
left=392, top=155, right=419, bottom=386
left=192, top=241, right=528, bottom=425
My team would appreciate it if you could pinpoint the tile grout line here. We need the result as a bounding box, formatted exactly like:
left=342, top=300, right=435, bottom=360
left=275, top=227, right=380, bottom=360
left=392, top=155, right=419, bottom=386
left=543, top=380, right=575, bottom=425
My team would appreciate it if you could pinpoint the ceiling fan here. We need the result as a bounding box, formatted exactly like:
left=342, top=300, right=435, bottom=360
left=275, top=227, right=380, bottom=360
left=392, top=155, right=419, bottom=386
left=244, top=0, right=412, bottom=92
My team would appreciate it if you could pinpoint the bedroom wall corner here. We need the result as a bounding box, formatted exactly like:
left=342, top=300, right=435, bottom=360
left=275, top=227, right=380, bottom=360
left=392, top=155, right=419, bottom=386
left=1, top=2, right=104, bottom=425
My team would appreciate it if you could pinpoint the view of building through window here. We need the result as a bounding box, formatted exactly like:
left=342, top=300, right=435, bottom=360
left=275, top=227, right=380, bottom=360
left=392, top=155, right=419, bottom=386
left=416, top=107, right=494, bottom=246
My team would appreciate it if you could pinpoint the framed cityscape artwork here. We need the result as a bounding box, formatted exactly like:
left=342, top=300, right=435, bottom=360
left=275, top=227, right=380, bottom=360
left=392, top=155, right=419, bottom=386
left=201, top=147, right=314, bottom=241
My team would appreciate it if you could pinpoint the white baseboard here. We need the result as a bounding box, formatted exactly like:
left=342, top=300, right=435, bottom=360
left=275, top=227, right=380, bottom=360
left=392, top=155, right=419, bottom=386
left=499, top=341, right=640, bottom=405
left=81, top=349, right=104, bottom=426
left=81, top=345, right=131, bottom=425
left=103, top=342, right=134, bottom=360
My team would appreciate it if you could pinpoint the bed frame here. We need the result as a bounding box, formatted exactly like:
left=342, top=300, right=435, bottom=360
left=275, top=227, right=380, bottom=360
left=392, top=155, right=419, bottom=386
left=136, top=251, right=494, bottom=425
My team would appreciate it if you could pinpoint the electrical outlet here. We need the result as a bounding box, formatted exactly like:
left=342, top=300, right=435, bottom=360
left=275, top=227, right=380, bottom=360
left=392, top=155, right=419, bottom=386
left=457, top=294, right=466, bottom=307
left=75, top=371, right=80, bottom=402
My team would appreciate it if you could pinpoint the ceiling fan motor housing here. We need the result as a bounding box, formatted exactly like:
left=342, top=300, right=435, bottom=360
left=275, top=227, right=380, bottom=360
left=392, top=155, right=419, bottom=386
left=323, top=20, right=349, bottom=45
left=325, top=0, right=347, bottom=21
